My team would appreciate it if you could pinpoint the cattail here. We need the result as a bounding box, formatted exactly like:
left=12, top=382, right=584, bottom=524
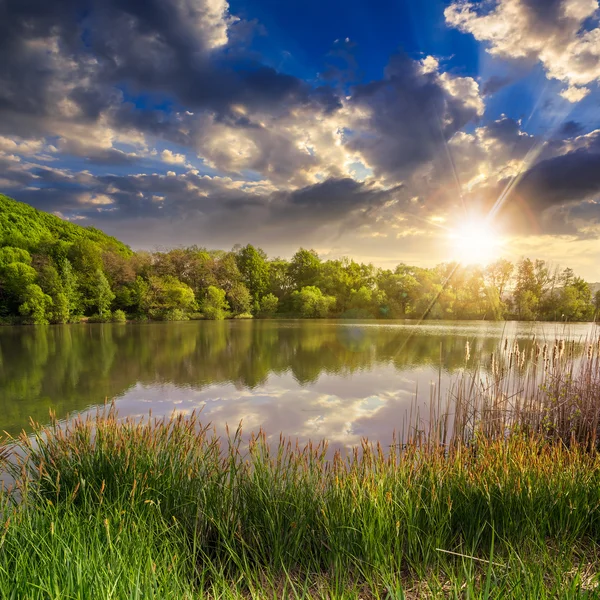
left=465, top=341, right=471, bottom=362
left=558, top=339, right=565, bottom=359
left=503, top=338, right=509, bottom=353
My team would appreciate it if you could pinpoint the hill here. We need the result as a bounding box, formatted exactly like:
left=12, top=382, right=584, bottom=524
left=0, top=194, right=131, bottom=255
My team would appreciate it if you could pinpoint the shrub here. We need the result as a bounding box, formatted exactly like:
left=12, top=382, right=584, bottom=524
left=162, top=308, right=189, bottom=322
left=112, top=309, right=127, bottom=323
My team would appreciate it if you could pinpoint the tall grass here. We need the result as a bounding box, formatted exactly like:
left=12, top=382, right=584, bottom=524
left=450, top=335, right=600, bottom=447
left=1, top=335, right=600, bottom=598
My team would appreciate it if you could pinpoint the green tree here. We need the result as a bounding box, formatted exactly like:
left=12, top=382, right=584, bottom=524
left=559, top=277, right=593, bottom=321
left=288, top=249, right=321, bottom=289
left=259, top=293, right=279, bottom=317
left=139, top=276, right=196, bottom=319
left=95, top=269, right=115, bottom=318
left=512, top=259, right=539, bottom=320
left=60, top=259, right=81, bottom=318
left=0, top=247, right=32, bottom=267
left=38, top=264, right=70, bottom=323
left=235, top=245, right=270, bottom=306
left=291, top=286, right=335, bottom=318
left=226, top=282, right=253, bottom=315
left=201, top=286, right=230, bottom=320
left=19, top=284, right=53, bottom=324
left=2, top=262, right=38, bottom=298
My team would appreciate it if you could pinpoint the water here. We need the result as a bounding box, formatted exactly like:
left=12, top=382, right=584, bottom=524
left=0, top=320, right=595, bottom=449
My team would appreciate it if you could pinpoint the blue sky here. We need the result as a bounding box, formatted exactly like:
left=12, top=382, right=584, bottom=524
left=0, top=0, right=599, bottom=277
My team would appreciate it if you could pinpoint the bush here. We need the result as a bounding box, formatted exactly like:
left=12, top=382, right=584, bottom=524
left=201, top=286, right=230, bottom=320
left=233, top=312, right=253, bottom=319
left=258, top=293, right=279, bottom=317
left=112, top=309, right=127, bottom=323
left=162, top=308, right=189, bottom=322
left=87, top=313, right=111, bottom=323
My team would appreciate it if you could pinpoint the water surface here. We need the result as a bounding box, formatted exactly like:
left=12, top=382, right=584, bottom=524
left=0, top=320, right=595, bottom=448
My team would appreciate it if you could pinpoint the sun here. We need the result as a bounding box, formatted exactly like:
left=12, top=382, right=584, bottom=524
left=449, top=219, right=502, bottom=265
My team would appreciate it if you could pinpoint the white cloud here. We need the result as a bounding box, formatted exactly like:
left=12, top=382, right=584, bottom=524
left=161, top=149, right=187, bottom=164
left=445, top=0, right=600, bottom=101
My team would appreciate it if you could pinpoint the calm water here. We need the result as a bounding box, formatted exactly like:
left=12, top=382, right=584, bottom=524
left=0, top=320, right=596, bottom=448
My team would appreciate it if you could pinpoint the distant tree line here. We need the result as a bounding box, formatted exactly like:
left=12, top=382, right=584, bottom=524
left=1, top=242, right=599, bottom=325
left=0, top=194, right=598, bottom=324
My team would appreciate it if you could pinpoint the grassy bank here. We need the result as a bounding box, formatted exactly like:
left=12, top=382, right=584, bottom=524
left=1, top=337, right=600, bottom=598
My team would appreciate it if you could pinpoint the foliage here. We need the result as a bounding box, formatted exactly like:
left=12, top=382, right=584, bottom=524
left=112, top=309, right=127, bottom=323
left=291, top=286, right=336, bottom=318
left=235, top=244, right=270, bottom=305
left=0, top=193, right=130, bottom=255
left=0, top=194, right=598, bottom=324
left=18, top=284, right=53, bottom=324
left=201, top=285, right=230, bottom=320
left=258, top=293, right=279, bottom=317
left=94, top=269, right=115, bottom=318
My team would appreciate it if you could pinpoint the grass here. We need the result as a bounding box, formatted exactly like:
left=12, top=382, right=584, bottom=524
left=1, top=335, right=600, bottom=598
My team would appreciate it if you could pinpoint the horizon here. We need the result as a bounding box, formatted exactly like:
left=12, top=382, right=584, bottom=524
left=1, top=0, right=600, bottom=279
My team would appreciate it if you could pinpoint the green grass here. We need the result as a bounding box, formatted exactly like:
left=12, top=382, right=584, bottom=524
left=1, top=412, right=600, bottom=598
left=1, top=336, right=600, bottom=598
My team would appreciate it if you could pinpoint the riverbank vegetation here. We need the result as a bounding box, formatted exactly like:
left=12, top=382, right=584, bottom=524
left=1, top=336, right=600, bottom=598
left=2, top=193, right=599, bottom=324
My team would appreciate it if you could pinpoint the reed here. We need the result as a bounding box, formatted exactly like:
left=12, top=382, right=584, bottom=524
left=1, top=335, right=600, bottom=598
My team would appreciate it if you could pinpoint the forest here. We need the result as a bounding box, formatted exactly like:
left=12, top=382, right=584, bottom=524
left=1, top=194, right=599, bottom=324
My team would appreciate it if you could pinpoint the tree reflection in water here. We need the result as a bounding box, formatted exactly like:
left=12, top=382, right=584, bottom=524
left=0, top=320, right=593, bottom=444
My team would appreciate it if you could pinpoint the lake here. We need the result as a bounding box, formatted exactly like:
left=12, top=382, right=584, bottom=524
left=0, top=320, right=596, bottom=449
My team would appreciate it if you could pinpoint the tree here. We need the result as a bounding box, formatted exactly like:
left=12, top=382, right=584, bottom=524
left=226, top=282, right=252, bottom=315
left=60, top=258, right=81, bottom=318
left=288, top=249, right=321, bottom=289
left=235, top=245, right=270, bottom=306
left=19, top=284, right=53, bottom=324
left=0, top=247, right=32, bottom=267
left=95, top=269, right=115, bottom=317
left=259, top=293, right=279, bottom=317
left=559, top=277, right=593, bottom=321
left=485, top=259, right=513, bottom=298
left=291, top=286, right=335, bottom=318
left=138, top=276, right=197, bottom=319
left=201, top=286, right=230, bottom=320
left=512, top=259, right=539, bottom=320
left=69, top=239, right=104, bottom=312
left=1, top=261, right=37, bottom=298
left=38, top=264, right=70, bottom=323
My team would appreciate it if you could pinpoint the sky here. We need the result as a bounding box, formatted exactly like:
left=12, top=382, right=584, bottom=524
left=1, top=0, right=600, bottom=278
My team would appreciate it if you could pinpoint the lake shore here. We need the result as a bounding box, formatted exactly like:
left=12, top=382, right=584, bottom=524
left=2, top=339, right=600, bottom=599
left=2, top=416, right=600, bottom=598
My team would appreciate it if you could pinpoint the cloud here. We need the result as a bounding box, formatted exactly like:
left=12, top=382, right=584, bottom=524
left=0, top=0, right=340, bottom=158
left=445, top=0, right=600, bottom=101
left=161, top=149, right=187, bottom=165
left=345, top=53, right=483, bottom=183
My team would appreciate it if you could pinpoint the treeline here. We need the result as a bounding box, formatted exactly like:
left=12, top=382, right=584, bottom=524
left=0, top=194, right=599, bottom=323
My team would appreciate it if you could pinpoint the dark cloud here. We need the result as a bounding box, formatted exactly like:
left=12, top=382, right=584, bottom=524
left=0, top=0, right=340, bottom=143
left=516, top=141, right=600, bottom=210
left=556, top=121, right=585, bottom=138
left=347, top=53, right=482, bottom=181
left=5, top=165, right=402, bottom=250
